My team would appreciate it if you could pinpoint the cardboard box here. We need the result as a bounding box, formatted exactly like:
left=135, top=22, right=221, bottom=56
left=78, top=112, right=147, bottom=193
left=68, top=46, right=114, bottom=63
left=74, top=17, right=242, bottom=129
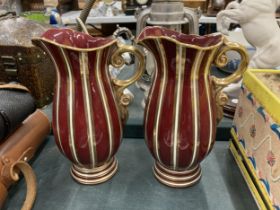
left=232, top=69, right=280, bottom=209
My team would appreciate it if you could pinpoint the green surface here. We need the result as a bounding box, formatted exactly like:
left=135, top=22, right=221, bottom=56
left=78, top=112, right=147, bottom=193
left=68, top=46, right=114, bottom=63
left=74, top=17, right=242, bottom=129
left=21, top=12, right=49, bottom=23
left=4, top=138, right=256, bottom=210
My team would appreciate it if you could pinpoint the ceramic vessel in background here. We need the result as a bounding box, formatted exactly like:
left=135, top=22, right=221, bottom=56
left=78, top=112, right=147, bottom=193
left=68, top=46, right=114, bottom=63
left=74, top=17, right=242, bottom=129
left=33, top=28, right=144, bottom=184
left=136, top=26, right=249, bottom=188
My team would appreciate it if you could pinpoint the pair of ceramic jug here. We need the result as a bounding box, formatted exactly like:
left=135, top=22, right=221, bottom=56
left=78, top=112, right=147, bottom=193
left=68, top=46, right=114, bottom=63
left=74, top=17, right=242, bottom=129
left=33, top=25, right=248, bottom=188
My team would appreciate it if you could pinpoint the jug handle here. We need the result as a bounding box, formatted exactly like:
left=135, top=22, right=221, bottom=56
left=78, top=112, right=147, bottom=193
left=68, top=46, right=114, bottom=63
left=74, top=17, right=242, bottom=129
left=212, top=38, right=249, bottom=88
left=110, top=43, right=145, bottom=95
left=211, top=38, right=249, bottom=122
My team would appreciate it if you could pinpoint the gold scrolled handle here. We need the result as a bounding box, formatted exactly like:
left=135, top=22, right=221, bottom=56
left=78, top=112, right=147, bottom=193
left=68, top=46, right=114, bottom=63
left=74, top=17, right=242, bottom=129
left=212, top=38, right=249, bottom=87
left=110, top=42, right=145, bottom=91
left=212, top=38, right=249, bottom=123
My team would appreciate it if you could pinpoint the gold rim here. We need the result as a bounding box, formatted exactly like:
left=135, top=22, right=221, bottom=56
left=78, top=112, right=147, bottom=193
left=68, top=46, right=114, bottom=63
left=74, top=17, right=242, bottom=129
left=32, top=37, right=118, bottom=52
left=72, top=161, right=116, bottom=179
left=154, top=166, right=201, bottom=182
left=70, top=158, right=118, bottom=185
left=136, top=34, right=224, bottom=50
left=153, top=162, right=202, bottom=188
left=73, top=158, right=114, bottom=173
left=156, top=162, right=199, bottom=175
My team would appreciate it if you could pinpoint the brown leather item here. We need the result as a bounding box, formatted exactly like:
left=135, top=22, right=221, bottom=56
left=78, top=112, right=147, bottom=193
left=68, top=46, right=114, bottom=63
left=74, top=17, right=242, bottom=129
left=0, top=17, right=55, bottom=108
left=0, top=83, right=36, bottom=141
left=0, top=110, right=50, bottom=210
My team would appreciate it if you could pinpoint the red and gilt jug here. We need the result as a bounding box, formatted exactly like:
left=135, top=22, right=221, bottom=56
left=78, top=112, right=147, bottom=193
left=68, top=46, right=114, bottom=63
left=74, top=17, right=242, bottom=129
left=136, top=26, right=249, bottom=187
left=33, top=28, right=144, bottom=184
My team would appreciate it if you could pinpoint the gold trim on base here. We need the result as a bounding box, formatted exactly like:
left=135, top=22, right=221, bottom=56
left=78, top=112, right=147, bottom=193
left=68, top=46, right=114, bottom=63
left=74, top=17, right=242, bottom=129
left=153, top=162, right=202, bottom=188
left=70, top=158, right=118, bottom=185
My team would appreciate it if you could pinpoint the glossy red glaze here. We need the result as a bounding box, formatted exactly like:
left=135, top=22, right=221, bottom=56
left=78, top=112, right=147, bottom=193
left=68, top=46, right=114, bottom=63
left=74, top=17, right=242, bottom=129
left=143, top=40, right=162, bottom=158
left=177, top=48, right=196, bottom=168
left=137, top=26, right=223, bottom=170
left=100, top=50, right=122, bottom=154
left=157, top=40, right=176, bottom=165
left=34, top=29, right=123, bottom=168
left=46, top=44, right=74, bottom=162
left=196, top=51, right=212, bottom=163
left=69, top=50, right=91, bottom=164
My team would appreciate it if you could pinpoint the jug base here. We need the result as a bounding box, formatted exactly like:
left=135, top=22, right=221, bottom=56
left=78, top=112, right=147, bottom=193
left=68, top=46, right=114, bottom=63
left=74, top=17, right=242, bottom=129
left=153, top=162, right=202, bottom=188
left=70, top=157, right=118, bottom=185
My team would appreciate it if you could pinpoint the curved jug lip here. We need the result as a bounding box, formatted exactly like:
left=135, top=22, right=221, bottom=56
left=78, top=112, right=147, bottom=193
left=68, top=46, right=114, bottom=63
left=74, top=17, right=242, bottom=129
left=33, top=28, right=117, bottom=51
left=136, top=26, right=224, bottom=49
